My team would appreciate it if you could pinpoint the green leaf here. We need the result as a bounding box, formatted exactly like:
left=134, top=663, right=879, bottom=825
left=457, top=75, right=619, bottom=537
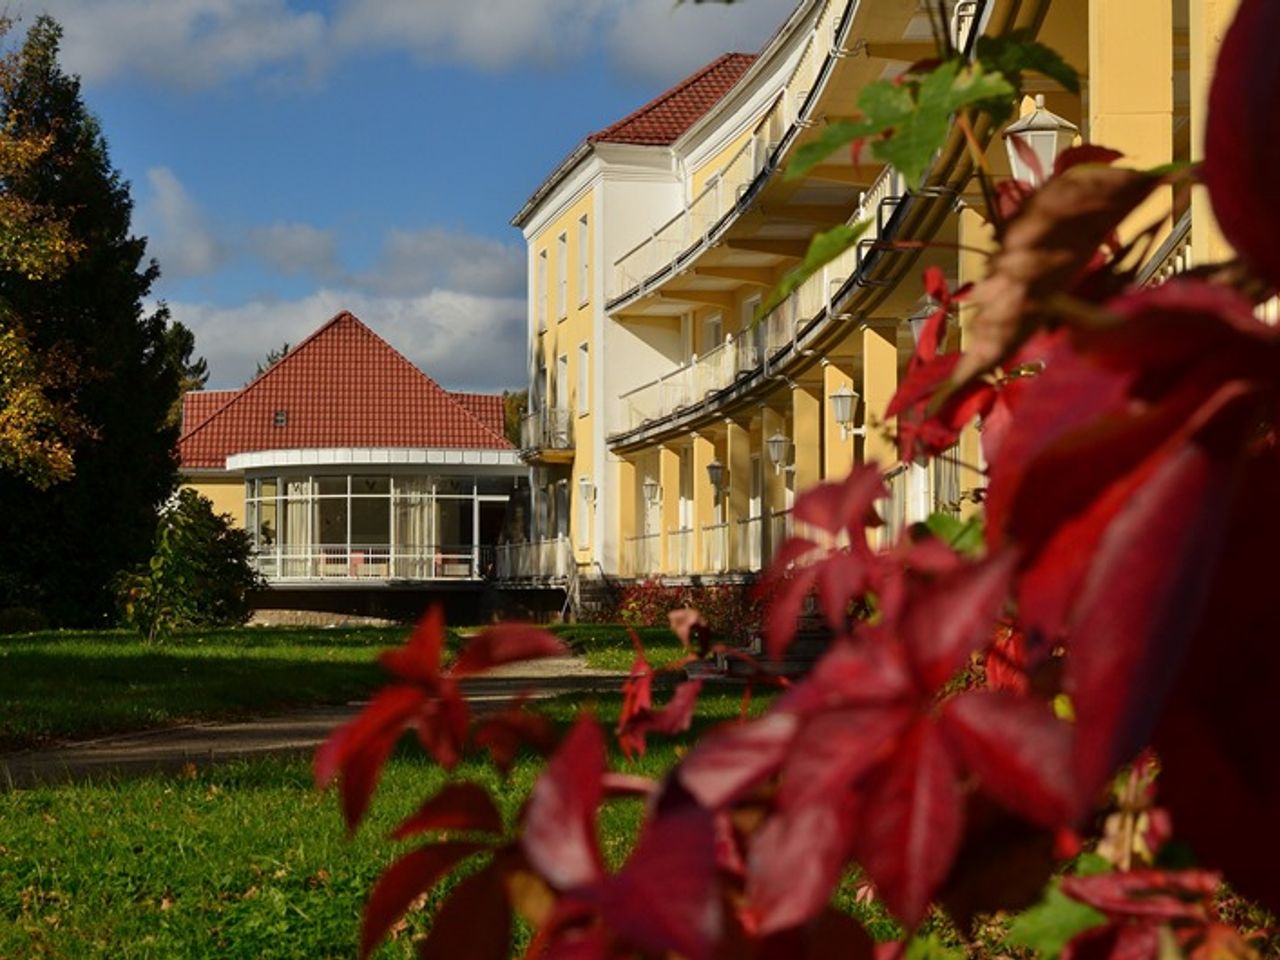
left=787, top=59, right=1014, bottom=187
left=757, top=220, right=871, bottom=320
left=975, top=32, right=1080, bottom=123
left=1006, top=883, right=1108, bottom=959
left=903, top=933, right=966, bottom=960
left=923, top=512, right=984, bottom=556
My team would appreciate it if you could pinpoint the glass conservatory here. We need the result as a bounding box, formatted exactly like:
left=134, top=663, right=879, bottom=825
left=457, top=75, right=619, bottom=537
left=244, top=473, right=514, bottom=582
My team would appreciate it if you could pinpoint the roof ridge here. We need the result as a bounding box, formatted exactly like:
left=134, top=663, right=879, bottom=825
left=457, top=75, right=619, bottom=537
left=588, top=51, right=755, bottom=144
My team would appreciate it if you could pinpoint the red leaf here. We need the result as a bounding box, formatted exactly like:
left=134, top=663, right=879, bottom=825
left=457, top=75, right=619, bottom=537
left=678, top=711, right=799, bottom=809
left=782, top=636, right=914, bottom=715
left=792, top=465, right=886, bottom=536
left=1059, top=870, right=1219, bottom=923
left=542, top=926, right=611, bottom=960
left=450, top=623, right=566, bottom=677
left=746, top=793, right=860, bottom=934
left=618, top=679, right=702, bottom=759
left=777, top=705, right=914, bottom=812
left=314, top=684, right=425, bottom=832
left=900, top=551, right=1016, bottom=694
left=359, top=841, right=486, bottom=959
left=418, top=861, right=512, bottom=960
left=756, top=909, right=877, bottom=960
left=587, top=807, right=722, bottom=960
left=411, top=685, right=471, bottom=769
left=669, top=608, right=713, bottom=656
left=941, top=690, right=1076, bottom=826
left=851, top=720, right=963, bottom=927
left=473, top=702, right=558, bottom=773
left=379, top=605, right=447, bottom=683
left=1053, top=145, right=1124, bottom=176
left=1061, top=923, right=1160, bottom=960
left=764, top=563, right=819, bottom=660
left=390, top=781, right=504, bottom=841
left=521, top=714, right=605, bottom=891
left=815, top=549, right=874, bottom=634
left=1203, top=0, right=1280, bottom=289
left=1066, top=437, right=1238, bottom=801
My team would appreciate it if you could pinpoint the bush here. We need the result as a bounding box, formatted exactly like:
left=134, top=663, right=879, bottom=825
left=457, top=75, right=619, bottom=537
left=615, top=579, right=762, bottom=646
left=117, top=490, right=262, bottom=641
left=0, top=606, right=47, bottom=634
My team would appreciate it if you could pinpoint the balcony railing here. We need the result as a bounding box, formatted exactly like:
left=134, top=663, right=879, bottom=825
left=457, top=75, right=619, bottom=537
left=495, top=537, right=574, bottom=582
left=521, top=408, right=574, bottom=452
left=615, top=166, right=908, bottom=434
left=736, top=516, right=766, bottom=572
left=255, top=544, right=493, bottom=582
left=624, top=533, right=662, bottom=578
left=702, top=522, right=729, bottom=573
left=668, top=527, right=694, bottom=575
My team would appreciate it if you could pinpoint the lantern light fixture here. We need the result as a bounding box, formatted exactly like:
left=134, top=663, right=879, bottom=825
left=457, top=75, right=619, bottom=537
left=829, top=385, right=863, bottom=440
left=643, top=477, right=661, bottom=504
left=1002, top=94, right=1078, bottom=187
left=706, top=458, right=725, bottom=491
left=766, top=432, right=793, bottom=474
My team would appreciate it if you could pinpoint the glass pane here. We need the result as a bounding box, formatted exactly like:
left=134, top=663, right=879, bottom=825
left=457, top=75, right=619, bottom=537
left=351, top=496, right=390, bottom=545
left=476, top=475, right=514, bottom=495
left=245, top=479, right=255, bottom=500
left=394, top=495, right=430, bottom=579
left=394, top=476, right=431, bottom=497
left=316, top=496, right=348, bottom=545
left=352, top=475, right=390, bottom=496
left=316, top=476, right=347, bottom=496
left=435, top=476, right=473, bottom=496
left=246, top=500, right=258, bottom=547
left=260, top=500, right=278, bottom=548
left=262, top=478, right=278, bottom=498
left=435, top=498, right=473, bottom=548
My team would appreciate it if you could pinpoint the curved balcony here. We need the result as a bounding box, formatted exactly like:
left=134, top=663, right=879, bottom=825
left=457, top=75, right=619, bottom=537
left=606, top=0, right=986, bottom=311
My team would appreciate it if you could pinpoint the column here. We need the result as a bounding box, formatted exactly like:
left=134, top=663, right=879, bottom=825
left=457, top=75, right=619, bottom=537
left=658, top=445, right=680, bottom=573
left=725, top=418, right=750, bottom=569
left=616, top=457, right=636, bottom=576
left=791, top=383, right=821, bottom=494
left=691, top=432, right=716, bottom=573
left=761, top=405, right=787, bottom=558
left=1189, top=0, right=1240, bottom=265
left=860, top=324, right=898, bottom=468
left=823, top=361, right=855, bottom=481
left=956, top=203, right=996, bottom=519
left=1089, top=0, right=1174, bottom=245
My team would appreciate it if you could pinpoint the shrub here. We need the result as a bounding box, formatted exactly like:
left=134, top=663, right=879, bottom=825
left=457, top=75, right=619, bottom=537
left=615, top=579, right=762, bottom=645
left=117, top=489, right=262, bottom=642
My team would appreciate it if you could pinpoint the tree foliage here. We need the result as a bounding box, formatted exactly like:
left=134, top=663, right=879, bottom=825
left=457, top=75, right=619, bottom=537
left=318, top=3, right=1280, bottom=958
left=117, top=489, right=261, bottom=643
left=0, top=16, right=200, bottom=624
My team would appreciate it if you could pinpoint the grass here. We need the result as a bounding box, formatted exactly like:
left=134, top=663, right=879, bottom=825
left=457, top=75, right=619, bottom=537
left=548, top=623, right=692, bottom=672
left=0, top=627, right=416, bottom=750
left=0, top=690, right=801, bottom=960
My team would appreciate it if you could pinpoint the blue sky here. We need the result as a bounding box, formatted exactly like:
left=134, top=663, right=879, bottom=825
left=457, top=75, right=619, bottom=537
left=21, top=0, right=795, bottom=391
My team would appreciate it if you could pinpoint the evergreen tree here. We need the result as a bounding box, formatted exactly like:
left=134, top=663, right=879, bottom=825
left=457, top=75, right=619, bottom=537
left=0, top=17, right=198, bottom=624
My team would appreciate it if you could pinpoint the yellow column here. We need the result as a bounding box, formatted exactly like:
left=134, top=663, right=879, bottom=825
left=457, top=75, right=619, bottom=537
left=1089, top=0, right=1174, bottom=244
left=617, top=458, right=636, bottom=564
left=1189, top=0, right=1240, bottom=265
left=691, top=432, right=715, bottom=572
left=791, top=383, right=821, bottom=494
left=861, top=324, right=898, bottom=469
left=822, top=361, right=854, bottom=481
left=725, top=418, right=750, bottom=569
left=658, top=445, right=680, bottom=572
left=956, top=203, right=997, bottom=517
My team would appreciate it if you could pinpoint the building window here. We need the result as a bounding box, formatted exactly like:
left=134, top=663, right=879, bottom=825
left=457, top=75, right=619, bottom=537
left=577, top=476, right=591, bottom=549
left=578, top=215, right=589, bottom=305
left=577, top=342, right=589, bottom=416
left=703, top=313, right=722, bottom=354
left=536, top=250, right=548, bottom=331
left=556, top=354, right=568, bottom=412
left=556, top=232, right=568, bottom=319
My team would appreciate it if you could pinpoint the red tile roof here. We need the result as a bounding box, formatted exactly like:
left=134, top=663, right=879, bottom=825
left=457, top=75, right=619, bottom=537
left=449, top=391, right=506, bottom=438
left=589, top=53, right=757, bottom=146
left=181, top=388, right=238, bottom=437
left=178, top=312, right=512, bottom=470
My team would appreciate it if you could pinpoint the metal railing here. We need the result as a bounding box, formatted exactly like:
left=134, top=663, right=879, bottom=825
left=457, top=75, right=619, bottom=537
left=1137, top=211, right=1194, bottom=287
left=521, top=408, right=574, bottom=451
left=624, top=533, right=662, bottom=578
left=769, top=510, right=793, bottom=558
left=668, top=527, right=694, bottom=575
left=702, top=522, right=729, bottom=573
left=495, top=537, right=574, bottom=582
left=615, top=165, right=908, bottom=433
left=256, top=544, right=493, bottom=581
left=736, top=516, right=766, bottom=572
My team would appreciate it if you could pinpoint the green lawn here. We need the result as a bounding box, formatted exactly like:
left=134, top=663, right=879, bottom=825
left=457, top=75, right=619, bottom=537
left=0, top=691, right=823, bottom=960
left=0, top=627, right=411, bottom=750
left=549, top=623, right=693, bottom=672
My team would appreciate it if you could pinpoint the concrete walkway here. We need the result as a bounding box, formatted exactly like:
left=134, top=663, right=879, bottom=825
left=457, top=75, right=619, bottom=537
left=0, top=657, right=629, bottom=790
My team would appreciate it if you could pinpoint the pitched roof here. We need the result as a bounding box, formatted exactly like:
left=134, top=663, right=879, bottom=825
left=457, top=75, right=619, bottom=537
left=449, top=391, right=506, bottom=438
left=181, top=389, right=238, bottom=437
left=589, top=53, right=757, bottom=146
left=178, top=312, right=512, bottom=470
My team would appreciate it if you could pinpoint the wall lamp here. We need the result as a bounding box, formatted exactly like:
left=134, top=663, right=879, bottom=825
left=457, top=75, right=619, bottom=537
left=1003, top=95, right=1078, bottom=187
left=829, top=385, right=863, bottom=440
left=705, top=458, right=725, bottom=491
left=642, top=477, right=661, bottom=505
left=766, top=432, right=794, bottom=475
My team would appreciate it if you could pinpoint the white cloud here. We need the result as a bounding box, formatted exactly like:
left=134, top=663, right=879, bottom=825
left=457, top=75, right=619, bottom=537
left=26, top=0, right=794, bottom=90
left=169, top=287, right=527, bottom=392
left=606, top=0, right=797, bottom=84
left=29, top=0, right=326, bottom=89
left=141, top=165, right=228, bottom=277
left=353, top=228, right=525, bottom=298
left=247, top=222, right=341, bottom=278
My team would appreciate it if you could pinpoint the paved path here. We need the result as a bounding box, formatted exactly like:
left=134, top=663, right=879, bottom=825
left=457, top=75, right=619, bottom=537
left=0, top=657, right=629, bottom=790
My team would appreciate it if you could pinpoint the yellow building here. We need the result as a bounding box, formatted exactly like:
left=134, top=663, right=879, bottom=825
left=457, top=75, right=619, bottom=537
left=511, top=0, right=1241, bottom=591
